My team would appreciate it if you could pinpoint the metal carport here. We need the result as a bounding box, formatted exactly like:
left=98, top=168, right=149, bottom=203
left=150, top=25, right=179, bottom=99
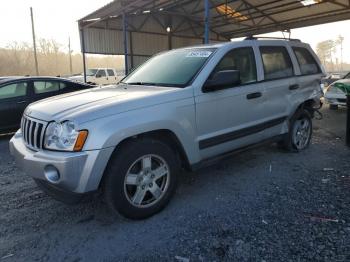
left=78, top=0, right=350, bottom=80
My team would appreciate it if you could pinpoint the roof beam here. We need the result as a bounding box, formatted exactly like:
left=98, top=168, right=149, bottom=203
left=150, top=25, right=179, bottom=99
left=239, top=0, right=280, bottom=26
left=211, top=0, right=343, bottom=30
left=209, top=0, right=300, bottom=29
left=223, top=8, right=350, bottom=37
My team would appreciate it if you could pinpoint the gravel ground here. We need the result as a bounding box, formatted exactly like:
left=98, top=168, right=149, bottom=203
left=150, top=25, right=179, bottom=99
left=0, top=106, right=349, bottom=262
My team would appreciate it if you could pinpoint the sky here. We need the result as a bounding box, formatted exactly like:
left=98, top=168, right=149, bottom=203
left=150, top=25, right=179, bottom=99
left=0, top=0, right=349, bottom=62
left=0, top=0, right=111, bottom=52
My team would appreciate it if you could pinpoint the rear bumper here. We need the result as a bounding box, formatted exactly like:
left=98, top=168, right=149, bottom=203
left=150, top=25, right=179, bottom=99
left=9, top=131, right=114, bottom=194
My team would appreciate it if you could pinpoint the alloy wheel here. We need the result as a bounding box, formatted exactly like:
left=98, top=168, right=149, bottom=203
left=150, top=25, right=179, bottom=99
left=292, top=117, right=311, bottom=150
left=123, top=154, right=170, bottom=208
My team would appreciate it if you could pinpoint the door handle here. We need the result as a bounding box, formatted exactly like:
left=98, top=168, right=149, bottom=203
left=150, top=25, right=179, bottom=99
left=17, top=100, right=27, bottom=104
left=246, top=92, right=262, bottom=100
left=289, top=84, right=300, bottom=90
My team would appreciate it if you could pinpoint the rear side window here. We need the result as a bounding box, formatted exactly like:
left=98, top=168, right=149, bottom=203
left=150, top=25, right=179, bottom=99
left=59, top=82, right=68, bottom=90
left=33, top=81, right=59, bottom=94
left=107, top=69, right=115, bottom=76
left=0, top=82, right=27, bottom=100
left=97, top=70, right=106, bottom=77
left=260, top=46, right=294, bottom=80
left=293, top=47, right=320, bottom=75
left=213, top=47, right=257, bottom=84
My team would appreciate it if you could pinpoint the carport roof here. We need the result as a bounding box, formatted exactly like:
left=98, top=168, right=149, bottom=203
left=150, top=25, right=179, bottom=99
left=79, top=0, right=350, bottom=39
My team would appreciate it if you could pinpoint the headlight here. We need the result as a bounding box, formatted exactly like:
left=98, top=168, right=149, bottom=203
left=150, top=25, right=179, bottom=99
left=44, top=121, right=88, bottom=151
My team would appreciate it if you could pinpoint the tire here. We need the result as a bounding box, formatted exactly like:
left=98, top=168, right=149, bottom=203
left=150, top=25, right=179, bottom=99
left=103, top=138, right=179, bottom=219
left=279, top=109, right=312, bottom=152
left=329, top=104, right=338, bottom=110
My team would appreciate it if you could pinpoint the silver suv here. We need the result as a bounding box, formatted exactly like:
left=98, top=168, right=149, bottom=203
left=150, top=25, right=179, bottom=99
left=10, top=39, right=324, bottom=219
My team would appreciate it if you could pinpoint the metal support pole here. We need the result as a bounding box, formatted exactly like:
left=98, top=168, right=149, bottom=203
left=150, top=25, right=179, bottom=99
left=129, top=31, right=134, bottom=69
left=30, top=7, right=39, bottom=76
left=346, top=95, right=350, bottom=147
left=204, top=0, right=210, bottom=44
left=123, top=13, right=129, bottom=75
left=80, top=28, right=87, bottom=83
left=168, top=32, right=172, bottom=50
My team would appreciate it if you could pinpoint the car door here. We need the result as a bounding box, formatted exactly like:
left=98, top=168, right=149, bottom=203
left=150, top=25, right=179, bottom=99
left=290, top=46, right=323, bottom=104
left=0, top=81, right=30, bottom=133
left=195, top=46, right=269, bottom=159
left=257, top=44, right=297, bottom=137
left=32, top=80, right=60, bottom=101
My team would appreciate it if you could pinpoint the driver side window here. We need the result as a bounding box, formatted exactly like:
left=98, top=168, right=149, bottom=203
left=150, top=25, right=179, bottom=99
left=212, top=47, right=257, bottom=85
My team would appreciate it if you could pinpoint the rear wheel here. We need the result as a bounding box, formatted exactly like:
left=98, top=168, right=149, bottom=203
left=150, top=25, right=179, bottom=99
left=103, top=138, right=179, bottom=219
left=280, top=109, right=312, bottom=152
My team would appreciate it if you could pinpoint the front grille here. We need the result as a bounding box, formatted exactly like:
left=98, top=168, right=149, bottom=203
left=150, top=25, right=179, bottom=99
left=21, top=116, right=47, bottom=150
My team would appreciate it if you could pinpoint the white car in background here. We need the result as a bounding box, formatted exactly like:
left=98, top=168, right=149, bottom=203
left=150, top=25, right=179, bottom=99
left=69, top=68, right=124, bottom=85
left=324, top=72, right=350, bottom=110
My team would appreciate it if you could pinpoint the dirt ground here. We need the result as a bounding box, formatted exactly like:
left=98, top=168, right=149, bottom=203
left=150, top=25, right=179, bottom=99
left=0, top=106, right=349, bottom=262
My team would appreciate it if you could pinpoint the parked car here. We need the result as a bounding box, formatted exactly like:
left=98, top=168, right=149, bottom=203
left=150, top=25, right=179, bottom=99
left=321, top=72, right=348, bottom=91
left=69, top=68, right=124, bottom=85
left=324, top=72, right=350, bottom=109
left=10, top=39, right=324, bottom=219
left=0, top=76, right=94, bottom=134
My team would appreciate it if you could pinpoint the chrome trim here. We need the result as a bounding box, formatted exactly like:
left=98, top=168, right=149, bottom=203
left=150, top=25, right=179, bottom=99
left=21, top=115, right=47, bottom=151
left=28, top=120, right=33, bottom=146
left=34, top=122, right=39, bottom=147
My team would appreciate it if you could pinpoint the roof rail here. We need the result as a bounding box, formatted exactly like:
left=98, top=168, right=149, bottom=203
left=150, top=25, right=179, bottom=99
left=244, top=36, right=301, bottom=42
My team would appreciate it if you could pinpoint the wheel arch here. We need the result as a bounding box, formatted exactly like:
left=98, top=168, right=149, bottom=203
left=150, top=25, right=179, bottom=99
left=98, top=129, right=191, bottom=189
left=292, top=99, right=319, bottom=119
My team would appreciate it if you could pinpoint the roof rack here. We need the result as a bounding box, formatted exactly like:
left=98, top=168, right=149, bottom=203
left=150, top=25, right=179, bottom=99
left=244, top=36, right=301, bottom=42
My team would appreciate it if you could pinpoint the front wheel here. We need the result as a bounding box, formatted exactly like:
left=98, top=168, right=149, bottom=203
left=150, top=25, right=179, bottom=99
left=103, top=138, right=179, bottom=219
left=280, top=109, right=313, bottom=152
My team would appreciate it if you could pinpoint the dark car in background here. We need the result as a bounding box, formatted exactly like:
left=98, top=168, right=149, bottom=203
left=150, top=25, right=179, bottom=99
left=0, top=77, right=94, bottom=134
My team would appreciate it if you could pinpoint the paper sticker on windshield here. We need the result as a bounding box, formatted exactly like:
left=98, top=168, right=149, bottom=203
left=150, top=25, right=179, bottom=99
left=186, top=51, right=212, bottom=58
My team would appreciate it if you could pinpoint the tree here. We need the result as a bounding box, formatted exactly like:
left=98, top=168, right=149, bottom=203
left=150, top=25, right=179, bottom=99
left=0, top=39, right=124, bottom=77
left=336, top=35, right=344, bottom=71
left=316, top=40, right=336, bottom=71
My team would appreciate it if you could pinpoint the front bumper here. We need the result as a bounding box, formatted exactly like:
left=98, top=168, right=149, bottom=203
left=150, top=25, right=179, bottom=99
left=324, top=93, right=347, bottom=106
left=9, top=131, right=114, bottom=194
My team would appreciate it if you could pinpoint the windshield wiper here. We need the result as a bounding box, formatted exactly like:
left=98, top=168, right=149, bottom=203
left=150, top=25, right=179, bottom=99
left=124, top=82, right=184, bottom=88
left=126, top=82, right=157, bottom=86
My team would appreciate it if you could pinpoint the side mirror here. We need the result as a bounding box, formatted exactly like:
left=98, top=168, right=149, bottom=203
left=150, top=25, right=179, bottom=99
left=203, top=70, right=241, bottom=93
left=95, top=74, right=102, bottom=78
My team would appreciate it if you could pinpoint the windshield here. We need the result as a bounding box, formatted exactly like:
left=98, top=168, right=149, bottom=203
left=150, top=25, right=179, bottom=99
left=86, top=69, right=98, bottom=76
left=123, top=48, right=216, bottom=87
left=344, top=72, right=350, bottom=79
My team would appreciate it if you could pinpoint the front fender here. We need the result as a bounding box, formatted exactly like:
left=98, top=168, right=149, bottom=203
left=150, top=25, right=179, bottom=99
left=81, top=98, right=200, bottom=165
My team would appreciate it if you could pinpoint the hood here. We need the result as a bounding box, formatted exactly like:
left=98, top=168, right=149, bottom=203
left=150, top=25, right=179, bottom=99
left=332, top=78, right=350, bottom=85
left=25, top=84, right=191, bottom=124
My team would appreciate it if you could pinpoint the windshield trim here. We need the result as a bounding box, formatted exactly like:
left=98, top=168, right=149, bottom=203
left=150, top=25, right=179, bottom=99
left=123, top=47, right=218, bottom=88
